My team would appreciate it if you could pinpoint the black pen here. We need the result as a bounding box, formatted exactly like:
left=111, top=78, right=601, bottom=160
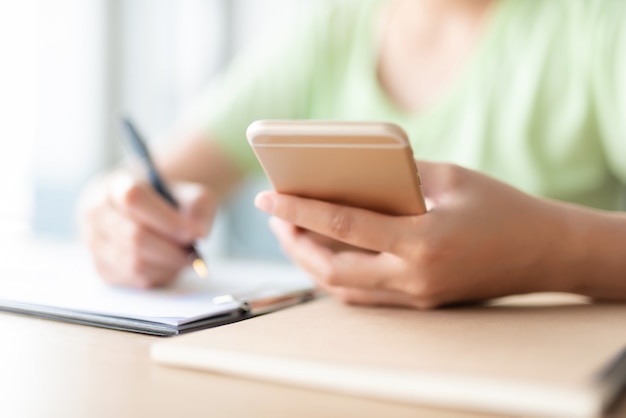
left=119, top=117, right=208, bottom=278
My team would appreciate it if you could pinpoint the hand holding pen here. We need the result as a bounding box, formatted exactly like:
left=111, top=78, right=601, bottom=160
left=119, top=117, right=209, bottom=279
left=77, top=118, right=213, bottom=288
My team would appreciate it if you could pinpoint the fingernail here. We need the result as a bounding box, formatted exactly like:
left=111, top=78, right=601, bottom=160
left=255, top=193, right=274, bottom=214
left=268, top=216, right=281, bottom=232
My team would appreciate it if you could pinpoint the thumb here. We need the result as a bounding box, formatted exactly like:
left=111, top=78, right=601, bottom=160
left=171, top=182, right=217, bottom=239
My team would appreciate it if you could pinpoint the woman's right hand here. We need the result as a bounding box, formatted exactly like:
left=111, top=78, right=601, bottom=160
left=78, top=169, right=216, bottom=288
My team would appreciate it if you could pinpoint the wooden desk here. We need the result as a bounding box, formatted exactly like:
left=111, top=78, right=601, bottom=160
left=0, top=307, right=625, bottom=418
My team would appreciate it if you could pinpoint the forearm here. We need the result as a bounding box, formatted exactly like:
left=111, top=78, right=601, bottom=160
left=545, top=200, right=626, bottom=300
left=155, top=133, right=245, bottom=199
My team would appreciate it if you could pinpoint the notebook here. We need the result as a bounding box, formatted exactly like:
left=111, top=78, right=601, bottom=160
left=151, top=294, right=626, bottom=418
left=0, top=241, right=315, bottom=336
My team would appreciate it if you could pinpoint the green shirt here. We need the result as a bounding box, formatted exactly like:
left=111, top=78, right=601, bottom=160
left=191, top=0, right=626, bottom=210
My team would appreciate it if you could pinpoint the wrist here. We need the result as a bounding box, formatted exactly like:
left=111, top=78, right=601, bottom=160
left=529, top=200, right=586, bottom=294
left=536, top=200, right=626, bottom=299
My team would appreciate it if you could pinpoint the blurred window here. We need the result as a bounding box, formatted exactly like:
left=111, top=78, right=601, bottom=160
left=18, top=0, right=312, bottom=259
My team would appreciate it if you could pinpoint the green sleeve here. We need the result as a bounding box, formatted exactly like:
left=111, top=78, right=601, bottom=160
left=184, top=1, right=356, bottom=174
left=591, top=1, right=626, bottom=185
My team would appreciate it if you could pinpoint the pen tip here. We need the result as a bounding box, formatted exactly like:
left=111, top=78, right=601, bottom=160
left=192, top=258, right=209, bottom=278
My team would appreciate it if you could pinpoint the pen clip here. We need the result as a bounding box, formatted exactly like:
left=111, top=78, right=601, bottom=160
left=212, top=294, right=251, bottom=313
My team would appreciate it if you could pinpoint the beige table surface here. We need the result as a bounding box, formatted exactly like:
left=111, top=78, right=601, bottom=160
left=1, top=240, right=623, bottom=417
left=0, top=307, right=624, bottom=418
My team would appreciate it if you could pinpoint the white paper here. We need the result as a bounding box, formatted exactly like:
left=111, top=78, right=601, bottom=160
left=0, top=240, right=314, bottom=326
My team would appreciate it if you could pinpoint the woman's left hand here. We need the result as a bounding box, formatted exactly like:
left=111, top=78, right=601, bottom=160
left=254, top=161, right=576, bottom=309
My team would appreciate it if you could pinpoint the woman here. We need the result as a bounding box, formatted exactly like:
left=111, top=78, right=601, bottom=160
left=80, top=0, right=626, bottom=308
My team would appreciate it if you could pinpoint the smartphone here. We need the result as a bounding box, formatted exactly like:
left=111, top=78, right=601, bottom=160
left=246, top=120, right=427, bottom=216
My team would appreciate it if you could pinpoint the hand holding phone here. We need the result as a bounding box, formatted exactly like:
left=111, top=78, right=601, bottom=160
left=246, top=120, right=427, bottom=216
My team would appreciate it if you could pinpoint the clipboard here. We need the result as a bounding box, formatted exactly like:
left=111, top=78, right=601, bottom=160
left=0, top=242, right=315, bottom=336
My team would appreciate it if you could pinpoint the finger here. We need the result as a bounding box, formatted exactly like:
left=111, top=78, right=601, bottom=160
left=89, top=225, right=173, bottom=289
left=108, top=173, right=195, bottom=244
left=257, top=191, right=405, bottom=253
left=269, top=217, right=406, bottom=292
left=94, top=208, right=188, bottom=286
left=269, top=216, right=335, bottom=274
left=304, top=231, right=371, bottom=253
left=126, top=226, right=190, bottom=273
left=99, top=204, right=190, bottom=269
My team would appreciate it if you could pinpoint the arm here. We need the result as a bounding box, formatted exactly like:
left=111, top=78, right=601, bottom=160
left=254, top=161, right=626, bottom=308
left=156, top=133, right=245, bottom=199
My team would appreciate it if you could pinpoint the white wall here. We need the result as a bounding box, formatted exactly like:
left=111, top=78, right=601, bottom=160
left=0, top=0, right=36, bottom=238
left=30, top=0, right=228, bottom=237
left=32, top=0, right=111, bottom=236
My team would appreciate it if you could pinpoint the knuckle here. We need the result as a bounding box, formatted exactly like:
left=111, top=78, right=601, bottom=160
left=330, top=288, right=356, bottom=305
left=194, top=187, right=215, bottom=208
left=403, top=271, right=446, bottom=310
left=328, top=208, right=354, bottom=240
left=192, top=195, right=213, bottom=219
left=413, top=298, right=441, bottom=310
left=181, top=185, right=214, bottom=215
left=398, top=250, right=446, bottom=306
left=418, top=245, right=444, bottom=267
left=120, top=182, right=145, bottom=209
left=386, top=230, right=409, bottom=256
left=126, top=223, right=146, bottom=249
left=405, top=230, right=448, bottom=266
left=440, top=163, right=466, bottom=189
left=315, top=258, right=341, bottom=287
left=319, top=268, right=342, bottom=287
left=406, top=280, right=436, bottom=301
left=128, top=256, right=149, bottom=279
